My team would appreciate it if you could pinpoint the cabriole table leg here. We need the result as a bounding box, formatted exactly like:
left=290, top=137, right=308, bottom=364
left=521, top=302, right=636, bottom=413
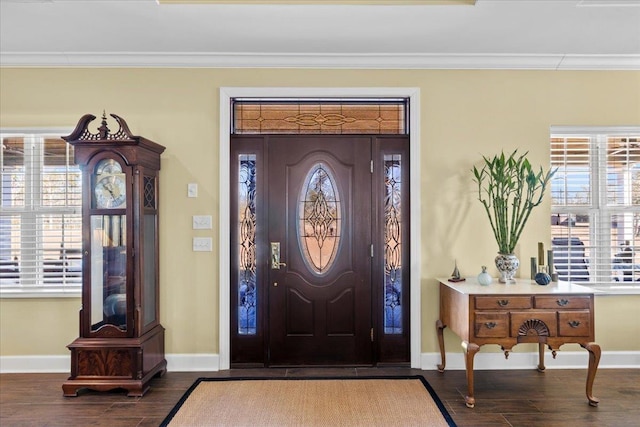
left=462, top=341, right=480, bottom=408
left=537, top=342, right=546, bottom=372
left=436, top=319, right=446, bottom=372
left=581, top=342, right=601, bottom=407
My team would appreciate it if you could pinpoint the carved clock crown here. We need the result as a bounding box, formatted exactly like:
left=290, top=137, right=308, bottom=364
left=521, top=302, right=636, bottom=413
left=62, top=112, right=139, bottom=144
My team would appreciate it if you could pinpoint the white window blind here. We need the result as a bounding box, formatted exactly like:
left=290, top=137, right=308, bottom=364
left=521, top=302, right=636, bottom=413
left=1, top=132, right=82, bottom=296
left=550, top=127, right=640, bottom=286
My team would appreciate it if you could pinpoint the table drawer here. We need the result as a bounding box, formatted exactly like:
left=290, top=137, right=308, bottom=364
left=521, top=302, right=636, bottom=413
left=474, top=312, right=509, bottom=337
left=534, top=296, right=591, bottom=309
left=510, top=311, right=557, bottom=337
left=558, top=311, right=592, bottom=337
left=475, top=296, right=532, bottom=310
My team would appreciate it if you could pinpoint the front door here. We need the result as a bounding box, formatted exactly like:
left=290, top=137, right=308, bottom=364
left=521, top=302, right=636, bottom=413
left=267, top=136, right=372, bottom=365
left=230, top=133, right=410, bottom=367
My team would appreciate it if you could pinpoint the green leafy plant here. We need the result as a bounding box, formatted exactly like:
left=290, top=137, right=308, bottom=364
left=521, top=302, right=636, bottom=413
left=472, top=150, right=556, bottom=254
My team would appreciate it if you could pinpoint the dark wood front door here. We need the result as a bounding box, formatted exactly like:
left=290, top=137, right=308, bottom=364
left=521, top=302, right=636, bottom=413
left=267, top=136, right=372, bottom=365
left=230, top=134, right=410, bottom=367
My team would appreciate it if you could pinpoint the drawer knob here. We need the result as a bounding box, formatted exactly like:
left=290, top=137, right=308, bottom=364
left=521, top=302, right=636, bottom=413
left=557, top=299, right=570, bottom=306
left=497, top=299, right=509, bottom=307
left=568, top=320, right=582, bottom=328
left=484, top=322, right=497, bottom=329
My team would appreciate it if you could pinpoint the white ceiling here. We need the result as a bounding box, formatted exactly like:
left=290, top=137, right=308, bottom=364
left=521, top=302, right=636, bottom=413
left=1, top=0, right=639, bottom=69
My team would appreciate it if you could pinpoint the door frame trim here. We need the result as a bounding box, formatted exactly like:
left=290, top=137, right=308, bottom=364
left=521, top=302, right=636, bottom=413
left=219, top=87, right=421, bottom=369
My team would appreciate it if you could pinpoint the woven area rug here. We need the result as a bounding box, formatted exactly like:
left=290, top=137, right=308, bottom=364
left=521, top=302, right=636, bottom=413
left=160, top=376, right=456, bottom=427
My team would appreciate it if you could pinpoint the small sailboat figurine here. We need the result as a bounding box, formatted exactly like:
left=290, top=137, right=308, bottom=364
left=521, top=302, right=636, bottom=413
left=451, top=262, right=460, bottom=279
left=448, top=260, right=466, bottom=282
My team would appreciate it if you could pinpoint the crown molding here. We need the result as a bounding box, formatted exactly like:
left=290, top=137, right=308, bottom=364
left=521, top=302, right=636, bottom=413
left=1, top=52, right=639, bottom=70
left=577, top=0, right=640, bottom=6
left=157, top=0, right=476, bottom=4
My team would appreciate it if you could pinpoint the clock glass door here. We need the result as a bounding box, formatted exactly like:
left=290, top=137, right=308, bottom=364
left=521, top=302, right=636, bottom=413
left=89, top=215, right=127, bottom=331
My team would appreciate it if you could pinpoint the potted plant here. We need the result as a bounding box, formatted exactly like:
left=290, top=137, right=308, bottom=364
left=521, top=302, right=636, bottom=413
left=472, top=150, right=556, bottom=283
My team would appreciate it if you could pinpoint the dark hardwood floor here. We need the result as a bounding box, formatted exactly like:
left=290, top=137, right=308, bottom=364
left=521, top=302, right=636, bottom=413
left=1, top=367, right=639, bottom=426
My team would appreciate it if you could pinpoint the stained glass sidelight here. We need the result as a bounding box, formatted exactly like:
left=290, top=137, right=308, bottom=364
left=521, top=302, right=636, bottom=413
left=384, top=154, right=403, bottom=334
left=238, top=155, right=257, bottom=335
left=298, top=163, right=341, bottom=275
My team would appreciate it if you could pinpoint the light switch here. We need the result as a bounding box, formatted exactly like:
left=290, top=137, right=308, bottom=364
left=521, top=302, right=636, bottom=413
left=193, top=215, right=212, bottom=230
left=187, top=183, right=198, bottom=198
left=193, top=237, right=212, bottom=252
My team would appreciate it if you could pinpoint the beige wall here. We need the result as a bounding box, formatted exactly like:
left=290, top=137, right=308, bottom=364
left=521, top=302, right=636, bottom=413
left=1, top=68, right=639, bottom=361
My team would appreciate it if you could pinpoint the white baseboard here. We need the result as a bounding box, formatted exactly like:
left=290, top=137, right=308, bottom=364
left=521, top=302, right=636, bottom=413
left=1, top=351, right=638, bottom=373
left=165, top=353, right=220, bottom=372
left=0, top=353, right=221, bottom=374
left=0, top=355, right=70, bottom=373
left=421, top=351, right=640, bottom=370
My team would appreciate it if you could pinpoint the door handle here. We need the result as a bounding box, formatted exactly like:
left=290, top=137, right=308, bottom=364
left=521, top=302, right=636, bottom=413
left=271, top=242, right=287, bottom=269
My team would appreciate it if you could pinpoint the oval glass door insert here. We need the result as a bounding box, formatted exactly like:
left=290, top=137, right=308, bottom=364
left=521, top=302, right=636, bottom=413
left=298, top=162, right=341, bottom=275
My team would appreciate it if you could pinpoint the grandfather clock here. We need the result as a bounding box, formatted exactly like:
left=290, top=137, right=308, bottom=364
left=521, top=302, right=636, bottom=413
left=62, top=113, right=166, bottom=397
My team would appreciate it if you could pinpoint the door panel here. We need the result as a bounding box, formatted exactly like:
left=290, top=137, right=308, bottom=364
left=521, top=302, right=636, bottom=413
left=268, top=135, right=372, bottom=365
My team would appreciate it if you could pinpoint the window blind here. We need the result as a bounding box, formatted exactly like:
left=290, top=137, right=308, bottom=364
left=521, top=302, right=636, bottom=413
left=550, top=128, right=640, bottom=285
left=1, top=133, right=82, bottom=295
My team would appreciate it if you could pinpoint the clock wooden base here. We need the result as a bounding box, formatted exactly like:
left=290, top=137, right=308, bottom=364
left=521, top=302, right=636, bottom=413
left=62, top=324, right=166, bottom=397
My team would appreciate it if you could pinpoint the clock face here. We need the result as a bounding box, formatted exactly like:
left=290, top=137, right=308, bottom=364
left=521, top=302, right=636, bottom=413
left=95, top=175, right=126, bottom=209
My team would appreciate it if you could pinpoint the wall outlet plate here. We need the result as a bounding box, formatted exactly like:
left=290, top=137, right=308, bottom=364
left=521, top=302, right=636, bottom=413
left=193, top=215, right=212, bottom=229
left=193, top=237, right=212, bottom=251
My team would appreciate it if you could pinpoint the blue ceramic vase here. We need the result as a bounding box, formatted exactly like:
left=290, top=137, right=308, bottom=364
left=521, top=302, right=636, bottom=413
left=534, top=271, right=552, bottom=285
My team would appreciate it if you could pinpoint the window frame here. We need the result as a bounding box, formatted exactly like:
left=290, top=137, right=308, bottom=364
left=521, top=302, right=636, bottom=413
left=1, top=127, right=81, bottom=298
left=550, top=126, right=640, bottom=289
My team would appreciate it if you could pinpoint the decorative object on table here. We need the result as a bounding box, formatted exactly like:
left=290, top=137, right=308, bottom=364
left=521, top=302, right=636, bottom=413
left=472, top=150, right=555, bottom=284
left=538, top=241, right=545, bottom=271
left=448, top=260, right=466, bottom=282
left=547, top=249, right=558, bottom=282
left=533, top=242, right=556, bottom=284
left=495, top=253, right=520, bottom=283
left=534, top=266, right=552, bottom=285
left=477, top=266, right=493, bottom=286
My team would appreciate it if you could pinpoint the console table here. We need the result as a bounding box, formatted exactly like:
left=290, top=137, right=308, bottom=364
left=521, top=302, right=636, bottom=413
left=436, top=277, right=601, bottom=408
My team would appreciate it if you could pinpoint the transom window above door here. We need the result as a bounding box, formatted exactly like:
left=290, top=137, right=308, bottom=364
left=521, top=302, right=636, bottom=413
left=232, top=99, right=408, bottom=135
